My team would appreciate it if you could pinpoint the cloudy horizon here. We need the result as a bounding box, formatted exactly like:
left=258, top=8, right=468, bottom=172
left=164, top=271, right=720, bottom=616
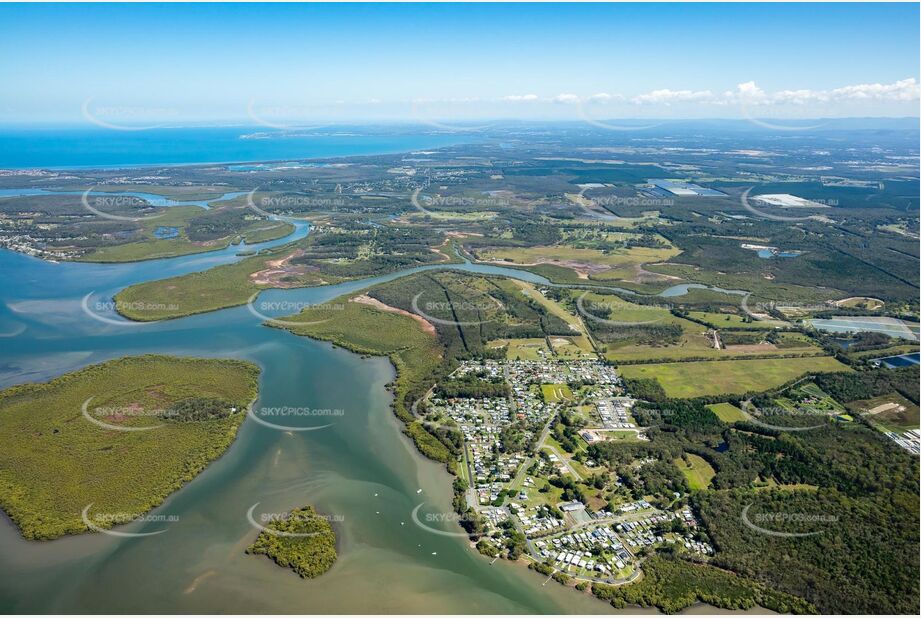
left=2, top=3, right=918, bottom=126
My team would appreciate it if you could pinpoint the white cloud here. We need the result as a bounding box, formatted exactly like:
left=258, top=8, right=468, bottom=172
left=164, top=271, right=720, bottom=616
left=772, top=89, right=827, bottom=105
left=734, top=81, right=768, bottom=103
left=552, top=93, right=580, bottom=104
left=502, top=94, right=539, bottom=102
left=632, top=89, right=714, bottom=105
left=829, top=78, right=920, bottom=101
left=411, top=96, right=483, bottom=105
left=586, top=92, right=624, bottom=103
left=731, top=78, right=919, bottom=106
left=407, top=78, right=918, bottom=116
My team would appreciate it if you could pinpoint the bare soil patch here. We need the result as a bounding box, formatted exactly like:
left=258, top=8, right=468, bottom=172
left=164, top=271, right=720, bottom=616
left=351, top=294, right=437, bottom=336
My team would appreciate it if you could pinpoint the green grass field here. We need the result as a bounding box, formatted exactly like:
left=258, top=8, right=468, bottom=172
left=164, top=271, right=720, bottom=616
left=645, top=263, right=841, bottom=306
left=548, top=337, right=593, bottom=358
left=409, top=210, right=498, bottom=221
left=500, top=338, right=551, bottom=360
left=578, top=290, right=677, bottom=324
left=474, top=238, right=679, bottom=284
left=477, top=243, right=677, bottom=268
left=686, top=311, right=788, bottom=330
left=598, top=430, right=644, bottom=442
left=83, top=221, right=294, bottom=263
left=619, top=356, right=849, bottom=398
left=0, top=355, right=259, bottom=540
left=706, top=402, right=748, bottom=423
left=585, top=292, right=820, bottom=363
left=674, top=454, right=716, bottom=490
left=847, top=343, right=920, bottom=360
left=605, top=329, right=821, bottom=363
left=541, top=383, right=573, bottom=402
left=515, top=281, right=594, bottom=353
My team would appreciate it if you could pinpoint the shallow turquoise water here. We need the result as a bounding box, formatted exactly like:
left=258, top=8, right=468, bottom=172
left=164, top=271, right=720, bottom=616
left=0, top=128, right=467, bottom=169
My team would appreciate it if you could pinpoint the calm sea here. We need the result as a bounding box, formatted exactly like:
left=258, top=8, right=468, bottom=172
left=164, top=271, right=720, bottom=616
left=0, top=127, right=467, bottom=169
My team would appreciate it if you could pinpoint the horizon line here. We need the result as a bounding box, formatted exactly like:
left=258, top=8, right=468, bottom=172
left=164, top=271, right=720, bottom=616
left=1, top=116, right=919, bottom=130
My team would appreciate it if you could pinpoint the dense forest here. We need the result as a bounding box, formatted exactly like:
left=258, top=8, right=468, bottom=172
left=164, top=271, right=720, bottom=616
left=812, top=366, right=919, bottom=404
left=590, top=392, right=921, bottom=614
left=592, top=555, right=814, bottom=614
left=245, top=506, right=338, bottom=579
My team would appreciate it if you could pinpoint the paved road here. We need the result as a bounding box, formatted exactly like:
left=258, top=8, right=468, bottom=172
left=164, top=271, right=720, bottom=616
left=542, top=443, right=583, bottom=481
left=509, top=410, right=559, bottom=490
left=462, top=439, right=479, bottom=509
left=524, top=510, right=659, bottom=586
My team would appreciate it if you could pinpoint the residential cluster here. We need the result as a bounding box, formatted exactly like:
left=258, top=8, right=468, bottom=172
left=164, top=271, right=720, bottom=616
left=422, top=358, right=720, bottom=584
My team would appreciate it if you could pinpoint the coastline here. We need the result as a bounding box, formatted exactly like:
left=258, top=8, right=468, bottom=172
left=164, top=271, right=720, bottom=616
left=0, top=128, right=471, bottom=171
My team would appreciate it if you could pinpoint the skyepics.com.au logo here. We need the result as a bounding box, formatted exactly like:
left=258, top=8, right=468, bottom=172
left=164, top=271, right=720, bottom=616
left=410, top=503, right=482, bottom=539
left=246, top=100, right=331, bottom=131
left=592, top=194, right=674, bottom=209
left=246, top=503, right=342, bottom=537
left=739, top=187, right=836, bottom=222
left=81, top=98, right=179, bottom=131
left=409, top=188, right=512, bottom=217
left=741, top=503, right=837, bottom=538
left=735, top=81, right=829, bottom=133
left=410, top=292, right=502, bottom=327
left=81, top=396, right=176, bottom=432
left=81, top=503, right=178, bottom=537
left=245, top=188, right=344, bottom=218
left=81, top=187, right=169, bottom=222
left=246, top=404, right=344, bottom=432
left=571, top=187, right=620, bottom=222
left=739, top=295, right=833, bottom=322
left=409, top=98, right=493, bottom=133
left=738, top=401, right=828, bottom=432
left=408, top=396, right=465, bottom=435
left=246, top=295, right=342, bottom=327
left=81, top=292, right=174, bottom=327
left=735, top=78, right=921, bottom=132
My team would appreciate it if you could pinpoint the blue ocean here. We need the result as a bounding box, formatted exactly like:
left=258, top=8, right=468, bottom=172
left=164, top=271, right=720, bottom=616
left=0, top=126, right=468, bottom=169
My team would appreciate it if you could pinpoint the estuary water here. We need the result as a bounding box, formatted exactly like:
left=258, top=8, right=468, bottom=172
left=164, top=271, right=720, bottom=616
left=0, top=219, right=754, bottom=613
left=0, top=224, right=641, bottom=614
left=0, top=188, right=248, bottom=210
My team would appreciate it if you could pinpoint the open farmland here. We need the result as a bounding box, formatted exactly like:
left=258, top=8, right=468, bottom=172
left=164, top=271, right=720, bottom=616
left=706, top=402, right=748, bottom=423
left=674, top=454, right=716, bottom=490
left=686, top=311, right=789, bottom=330
left=619, top=356, right=850, bottom=398
left=472, top=237, right=680, bottom=284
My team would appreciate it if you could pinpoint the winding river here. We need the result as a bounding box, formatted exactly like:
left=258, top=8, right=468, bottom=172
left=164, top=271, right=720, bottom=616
left=0, top=223, right=636, bottom=614
left=0, top=222, right=749, bottom=613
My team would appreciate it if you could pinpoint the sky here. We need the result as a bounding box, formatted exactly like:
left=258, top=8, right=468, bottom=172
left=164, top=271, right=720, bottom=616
left=1, top=2, right=919, bottom=126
